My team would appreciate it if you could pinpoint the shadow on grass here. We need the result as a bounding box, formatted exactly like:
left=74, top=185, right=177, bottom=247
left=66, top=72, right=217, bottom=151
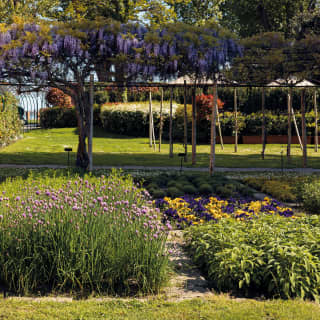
left=0, top=151, right=319, bottom=169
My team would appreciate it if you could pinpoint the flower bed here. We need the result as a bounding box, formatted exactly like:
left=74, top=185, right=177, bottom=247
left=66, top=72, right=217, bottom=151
left=0, top=170, right=170, bottom=295
left=155, top=196, right=295, bottom=229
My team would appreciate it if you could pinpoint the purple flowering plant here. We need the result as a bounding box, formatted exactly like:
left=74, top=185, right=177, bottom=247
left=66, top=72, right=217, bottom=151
left=0, top=170, right=171, bottom=295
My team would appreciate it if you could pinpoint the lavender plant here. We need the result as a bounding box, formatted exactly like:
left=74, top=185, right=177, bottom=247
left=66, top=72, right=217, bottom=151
left=0, top=170, right=170, bottom=295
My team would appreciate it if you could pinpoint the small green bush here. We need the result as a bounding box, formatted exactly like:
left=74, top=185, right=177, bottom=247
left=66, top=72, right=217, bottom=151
left=40, top=107, right=77, bottom=128
left=152, top=189, right=166, bottom=198
left=0, top=92, right=22, bottom=147
left=167, top=187, right=182, bottom=198
left=182, top=184, right=197, bottom=195
left=302, top=181, right=320, bottom=213
left=198, top=184, right=213, bottom=194
left=185, top=215, right=320, bottom=300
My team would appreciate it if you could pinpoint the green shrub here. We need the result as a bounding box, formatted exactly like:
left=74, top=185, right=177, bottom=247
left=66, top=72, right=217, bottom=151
left=182, top=184, right=197, bottom=195
left=198, top=184, right=213, bottom=194
left=167, top=187, right=182, bottom=198
left=0, top=92, right=22, bottom=147
left=0, top=171, right=169, bottom=295
left=40, top=107, right=77, bottom=128
left=152, top=189, right=166, bottom=198
left=185, top=215, right=320, bottom=300
left=302, top=181, right=320, bottom=213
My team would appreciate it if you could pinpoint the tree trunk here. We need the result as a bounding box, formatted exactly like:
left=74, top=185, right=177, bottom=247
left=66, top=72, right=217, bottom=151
left=184, top=80, right=188, bottom=162
left=287, top=89, right=292, bottom=160
left=315, top=91, right=318, bottom=152
left=169, top=87, right=174, bottom=158
left=261, top=87, right=266, bottom=160
left=301, top=90, right=307, bottom=168
left=234, top=88, right=238, bottom=153
left=210, top=82, right=217, bottom=176
left=74, top=89, right=90, bottom=170
left=191, top=86, right=196, bottom=165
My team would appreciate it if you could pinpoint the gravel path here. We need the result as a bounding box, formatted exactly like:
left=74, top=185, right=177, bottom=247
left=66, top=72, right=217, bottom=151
left=0, top=164, right=320, bottom=173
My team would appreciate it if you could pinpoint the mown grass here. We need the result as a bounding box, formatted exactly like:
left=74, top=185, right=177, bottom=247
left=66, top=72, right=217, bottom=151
left=0, top=296, right=319, bottom=320
left=1, top=128, right=320, bottom=169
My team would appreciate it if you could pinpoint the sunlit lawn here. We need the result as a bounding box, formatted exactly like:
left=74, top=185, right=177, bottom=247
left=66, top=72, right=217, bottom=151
left=0, top=127, right=319, bottom=168
left=1, top=296, right=320, bottom=320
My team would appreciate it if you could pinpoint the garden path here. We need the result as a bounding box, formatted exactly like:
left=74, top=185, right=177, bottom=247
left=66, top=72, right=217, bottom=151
left=163, top=230, right=213, bottom=301
left=1, top=164, right=320, bottom=173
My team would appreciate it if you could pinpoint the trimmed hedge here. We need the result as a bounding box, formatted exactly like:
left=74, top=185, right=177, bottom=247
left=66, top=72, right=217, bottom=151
left=0, top=92, right=22, bottom=147
left=40, top=103, right=320, bottom=143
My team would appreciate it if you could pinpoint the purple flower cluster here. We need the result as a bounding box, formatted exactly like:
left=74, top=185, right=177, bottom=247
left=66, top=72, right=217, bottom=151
left=0, top=175, right=170, bottom=242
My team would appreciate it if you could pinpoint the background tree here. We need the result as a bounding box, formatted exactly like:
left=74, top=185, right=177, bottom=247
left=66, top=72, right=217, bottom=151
left=46, top=88, right=73, bottom=108
left=0, top=0, right=59, bottom=23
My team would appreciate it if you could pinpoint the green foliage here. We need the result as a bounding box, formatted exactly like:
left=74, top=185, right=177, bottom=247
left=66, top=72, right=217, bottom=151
left=0, top=92, right=22, bottom=147
left=142, top=173, right=253, bottom=198
left=185, top=215, right=320, bottom=300
left=244, top=177, right=297, bottom=202
left=0, top=170, right=169, bottom=295
left=40, top=107, right=77, bottom=128
left=301, top=180, right=320, bottom=213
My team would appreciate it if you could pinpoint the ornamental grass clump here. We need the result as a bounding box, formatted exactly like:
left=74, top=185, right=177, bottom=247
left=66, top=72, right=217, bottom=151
left=185, top=215, right=320, bottom=300
left=0, top=170, right=170, bottom=295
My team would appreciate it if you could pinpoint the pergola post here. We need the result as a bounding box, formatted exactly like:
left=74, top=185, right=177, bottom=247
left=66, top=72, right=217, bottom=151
left=210, top=81, right=218, bottom=175
left=216, top=91, right=224, bottom=150
left=88, top=74, right=94, bottom=172
left=191, top=85, right=197, bottom=165
left=149, top=89, right=153, bottom=148
left=301, top=89, right=307, bottom=168
left=169, top=86, right=173, bottom=158
left=315, top=90, right=318, bottom=152
left=234, top=88, right=238, bottom=153
left=287, top=88, right=292, bottom=160
left=183, top=80, right=188, bottom=162
left=158, top=88, right=163, bottom=152
left=261, top=87, right=266, bottom=160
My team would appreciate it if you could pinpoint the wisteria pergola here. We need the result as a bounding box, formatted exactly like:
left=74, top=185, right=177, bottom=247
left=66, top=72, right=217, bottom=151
left=0, top=20, right=241, bottom=170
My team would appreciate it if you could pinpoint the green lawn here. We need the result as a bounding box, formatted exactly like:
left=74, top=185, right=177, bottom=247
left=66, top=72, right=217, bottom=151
left=1, top=127, right=320, bottom=168
left=1, top=296, right=320, bottom=320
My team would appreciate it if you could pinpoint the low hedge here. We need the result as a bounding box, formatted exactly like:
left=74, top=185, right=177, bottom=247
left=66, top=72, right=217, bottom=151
left=0, top=92, right=22, bottom=147
left=40, top=103, right=320, bottom=143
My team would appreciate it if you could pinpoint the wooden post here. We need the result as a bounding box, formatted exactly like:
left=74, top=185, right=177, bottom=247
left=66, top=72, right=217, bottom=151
left=291, top=107, right=303, bottom=150
left=192, top=85, right=197, bottom=165
left=234, top=88, right=238, bottom=153
left=287, top=89, right=292, bottom=160
left=216, top=94, right=224, bottom=150
left=149, top=90, right=152, bottom=148
left=261, top=87, right=266, bottom=160
left=169, top=86, right=173, bottom=158
left=210, top=82, right=218, bottom=175
left=301, top=90, right=307, bottom=168
left=159, top=88, right=163, bottom=152
left=88, top=74, right=94, bottom=172
left=183, top=80, right=188, bottom=162
left=315, top=91, right=318, bottom=152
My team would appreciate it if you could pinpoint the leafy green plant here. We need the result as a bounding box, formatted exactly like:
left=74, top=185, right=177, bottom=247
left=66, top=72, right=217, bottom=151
left=301, top=181, right=320, bottom=213
left=185, top=215, right=320, bottom=300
